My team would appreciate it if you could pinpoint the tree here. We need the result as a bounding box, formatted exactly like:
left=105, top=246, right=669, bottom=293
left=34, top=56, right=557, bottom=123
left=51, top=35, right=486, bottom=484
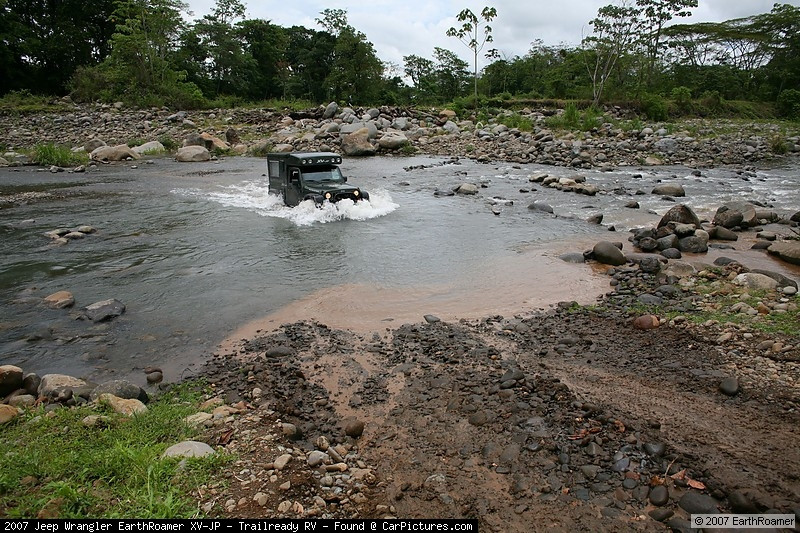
left=403, top=54, right=437, bottom=101
left=315, top=9, right=383, bottom=103
left=237, top=19, right=288, bottom=100
left=70, top=0, right=204, bottom=107
left=0, top=0, right=116, bottom=95
left=446, top=6, right=497, bottom=102
left=636, top=0, right=698, bottom=88
left=192, top=0, right=253, bottom=97
left=582, top=1, right=642, bottom=104
left=433, top=47, right=470, bottom=102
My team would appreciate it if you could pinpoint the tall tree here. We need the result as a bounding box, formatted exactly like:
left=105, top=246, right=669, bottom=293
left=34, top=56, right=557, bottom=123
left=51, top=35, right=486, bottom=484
left=582, top=1, right=642, bottom=104
left=636, top=0, right=698, bottom=88
left=446, top=6, right=497, bottom=102
left=433, top=47, right=470, bottom=102
left=0, top=0, right=116, bottom=95
left=192, top=0, right=253, bottom=96
left=315, top=9, right=383, bottom=103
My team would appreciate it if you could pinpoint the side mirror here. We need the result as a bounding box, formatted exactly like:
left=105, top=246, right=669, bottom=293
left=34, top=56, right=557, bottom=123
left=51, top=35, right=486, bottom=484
left=342, top=176, right=347, bottom=182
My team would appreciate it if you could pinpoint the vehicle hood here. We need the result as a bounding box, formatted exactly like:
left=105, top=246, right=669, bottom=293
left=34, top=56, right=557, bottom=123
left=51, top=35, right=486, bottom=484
left=303, top=182, right=360, bottom=194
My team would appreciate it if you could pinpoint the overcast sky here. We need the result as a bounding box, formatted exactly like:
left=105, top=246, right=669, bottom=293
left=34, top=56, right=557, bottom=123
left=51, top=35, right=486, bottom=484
left=184, top=0, right=800, bottom=72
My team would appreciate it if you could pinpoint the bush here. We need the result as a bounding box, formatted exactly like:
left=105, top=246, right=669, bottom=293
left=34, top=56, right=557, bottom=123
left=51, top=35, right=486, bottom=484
left=777, top=89, right=800, bottom=119
left=671, top=86, right=693, bottom=114
left=700, top=90, right=723, bottom=113
left=32, top=143, right=88, bottom=167
left=640, top=93, right=668, bottom=121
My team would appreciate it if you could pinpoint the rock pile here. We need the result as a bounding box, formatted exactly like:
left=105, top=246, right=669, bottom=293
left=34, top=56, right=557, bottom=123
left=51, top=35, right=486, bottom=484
left=1, top=101, right=799, bottom=169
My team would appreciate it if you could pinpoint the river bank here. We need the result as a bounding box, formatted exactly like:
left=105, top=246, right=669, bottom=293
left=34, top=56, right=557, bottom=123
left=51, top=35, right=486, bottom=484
left=1, top=101, right=799, bottom=170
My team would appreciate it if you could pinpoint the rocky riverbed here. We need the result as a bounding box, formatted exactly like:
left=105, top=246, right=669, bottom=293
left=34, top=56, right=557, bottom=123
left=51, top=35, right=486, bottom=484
left=1, top=100, right=799, bottom=169
left=1, top=102, right=800, bottom=529
left=178, top=255, right=799, bottom=531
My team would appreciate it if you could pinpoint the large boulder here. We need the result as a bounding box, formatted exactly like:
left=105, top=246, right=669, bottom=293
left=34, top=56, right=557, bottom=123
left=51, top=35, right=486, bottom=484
left=131, top=141, right=166, bottom=155
left=657, top=205, right=702, bottom=229
left=38, top=374, right=91, bottom=399
left=199, top=132, right=229, bottom=151
left=677, top=230, right=709, bottom=253
left=733, top=273, right=779, bottom=291
left=90, top=144, right=141, bottom=162
left=323, top=101, right=339, bottom=119
left=592, top=241, right=627, bottom=266
left=768, top=241, right=800, bottom=266
left=90, top=379, right=149, bottom=403
left=340, top=128, right=377, bottom=156
left=652, top=183, right=685, bottom=197
left=377, top=132, right=409, bottom=150
left=713, top=202, right=757, bottom=228
left=175, top=145, right=211, bottom=162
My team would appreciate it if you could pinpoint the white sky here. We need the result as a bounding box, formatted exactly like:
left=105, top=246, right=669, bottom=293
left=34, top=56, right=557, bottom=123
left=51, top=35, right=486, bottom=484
left=184, top=0, right=800, bottom=73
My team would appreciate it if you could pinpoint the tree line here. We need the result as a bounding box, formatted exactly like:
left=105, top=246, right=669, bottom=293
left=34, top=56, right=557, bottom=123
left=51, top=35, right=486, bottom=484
left=0, top=0, right=798, bottom=118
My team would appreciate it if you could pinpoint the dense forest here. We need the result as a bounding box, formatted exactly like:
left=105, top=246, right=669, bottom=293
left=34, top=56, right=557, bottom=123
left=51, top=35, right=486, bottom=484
left=0, top=0, right=798, bottom=118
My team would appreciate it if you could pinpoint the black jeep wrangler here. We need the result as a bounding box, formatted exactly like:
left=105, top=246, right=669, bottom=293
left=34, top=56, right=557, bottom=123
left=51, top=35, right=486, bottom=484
left=266, top=152, right=369, bottom=207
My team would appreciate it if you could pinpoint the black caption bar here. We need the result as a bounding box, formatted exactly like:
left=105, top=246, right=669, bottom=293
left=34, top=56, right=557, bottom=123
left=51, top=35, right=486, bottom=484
left=0, top=520, right=478, bottom=533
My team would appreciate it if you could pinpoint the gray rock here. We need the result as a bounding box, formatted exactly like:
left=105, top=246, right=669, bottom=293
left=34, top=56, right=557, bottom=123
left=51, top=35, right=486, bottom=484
left=652, top=183, right=686, bottom=197
left=677, top=231, right=709, bottom=253
left=340, top=128, right=376, bottom=156
left=678, top=492, right=718, bottom=514
left=323, top=101, right=339, bottom=119
left=709, top=226, right=739, bottom=241
left=423, top=314, right=441, bottom=323
left=592, top=241, right=627, bottom=266
left=719, top=377, right=739, bottom=396
left=661, top=248, right=682, bottom=259
left=528, top=202, right=554, bottom=213
left=90, top=379, right=149, bottom=403
left=162, top=441, right=215, bottom=459
left=175, top=145, right=211, bottom=162
left=82, top=299, right=125, bottom=322
left=657, top=205, right=701, bottom=228
left=714, top=202, right=757, bottom=228
left=559, top=253, right=585, bottom=264
left=768, top=241, right=800, bottom=266
left=38, top=374, right=89, bottom=398
left=649, top=485, right=670, bottom=506
left=456, top=183, right=479, bottom=195
left=307, top=450, right=329, bottom=467
left=733, top=273, right=778, bottom=291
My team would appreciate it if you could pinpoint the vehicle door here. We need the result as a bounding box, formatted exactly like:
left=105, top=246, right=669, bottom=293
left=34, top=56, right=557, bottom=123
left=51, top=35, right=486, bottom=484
left=285, top=167, right=302, bottom=206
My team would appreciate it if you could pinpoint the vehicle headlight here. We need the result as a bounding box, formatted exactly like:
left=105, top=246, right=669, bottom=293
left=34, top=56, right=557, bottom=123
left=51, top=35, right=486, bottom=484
left=353, top=190, right=359, bottom=197
left=325, top=192, right=332, bottom=199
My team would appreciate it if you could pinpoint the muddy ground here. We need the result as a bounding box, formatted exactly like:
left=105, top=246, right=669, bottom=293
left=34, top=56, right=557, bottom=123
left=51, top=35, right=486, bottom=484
left=192, top=261, right=800, bottom=532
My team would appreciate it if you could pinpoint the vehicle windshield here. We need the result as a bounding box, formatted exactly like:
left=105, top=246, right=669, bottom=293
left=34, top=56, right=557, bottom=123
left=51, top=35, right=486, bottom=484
left=302, top=167, right=344, bottom=182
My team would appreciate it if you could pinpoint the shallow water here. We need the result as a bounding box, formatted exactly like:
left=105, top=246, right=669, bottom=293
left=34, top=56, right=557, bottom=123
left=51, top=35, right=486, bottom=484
left=1, top=155, right=798, bottom=382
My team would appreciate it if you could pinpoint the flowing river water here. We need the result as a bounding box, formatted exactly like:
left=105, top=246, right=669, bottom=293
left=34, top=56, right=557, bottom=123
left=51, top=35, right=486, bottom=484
left=1, top=155, right=799, bottom=382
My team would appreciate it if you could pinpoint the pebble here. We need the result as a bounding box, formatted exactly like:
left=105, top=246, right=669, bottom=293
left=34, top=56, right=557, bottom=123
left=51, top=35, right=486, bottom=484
left=649, top=485, right=670, bottom=506
left=719, top=377, right=739, bottom=396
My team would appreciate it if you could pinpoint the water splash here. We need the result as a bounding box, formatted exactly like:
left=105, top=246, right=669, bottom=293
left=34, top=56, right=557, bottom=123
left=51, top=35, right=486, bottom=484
left=175, top=180, right=398, bottom=226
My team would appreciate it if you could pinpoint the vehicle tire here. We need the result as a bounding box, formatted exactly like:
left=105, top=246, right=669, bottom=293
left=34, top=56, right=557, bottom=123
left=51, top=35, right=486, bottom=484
left=361, top=191, right=370, bottom=201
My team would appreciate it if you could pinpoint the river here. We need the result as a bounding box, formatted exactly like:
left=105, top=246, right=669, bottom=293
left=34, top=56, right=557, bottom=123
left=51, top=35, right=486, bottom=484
left=1, top=155, right=798, bottom=382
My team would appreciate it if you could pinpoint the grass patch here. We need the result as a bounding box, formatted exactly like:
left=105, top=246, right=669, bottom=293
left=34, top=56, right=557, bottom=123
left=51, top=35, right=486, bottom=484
left=496, top=112, right=534, bottom=132
left=0, top=381, right=227, bottom=518
left=31, top=143, right=88, bottom=167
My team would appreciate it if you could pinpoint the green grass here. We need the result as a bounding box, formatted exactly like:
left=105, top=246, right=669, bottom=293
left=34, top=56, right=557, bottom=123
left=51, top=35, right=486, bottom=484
left=0, top=381, right=228, bottom=518
left=31, top=143, right=88, bottom=167
left=496, top=112, right=534, bottom=132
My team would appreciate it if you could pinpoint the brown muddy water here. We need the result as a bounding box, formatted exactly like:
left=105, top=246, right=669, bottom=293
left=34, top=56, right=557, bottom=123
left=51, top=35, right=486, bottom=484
left=1, top=155, right=798, bottom=383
